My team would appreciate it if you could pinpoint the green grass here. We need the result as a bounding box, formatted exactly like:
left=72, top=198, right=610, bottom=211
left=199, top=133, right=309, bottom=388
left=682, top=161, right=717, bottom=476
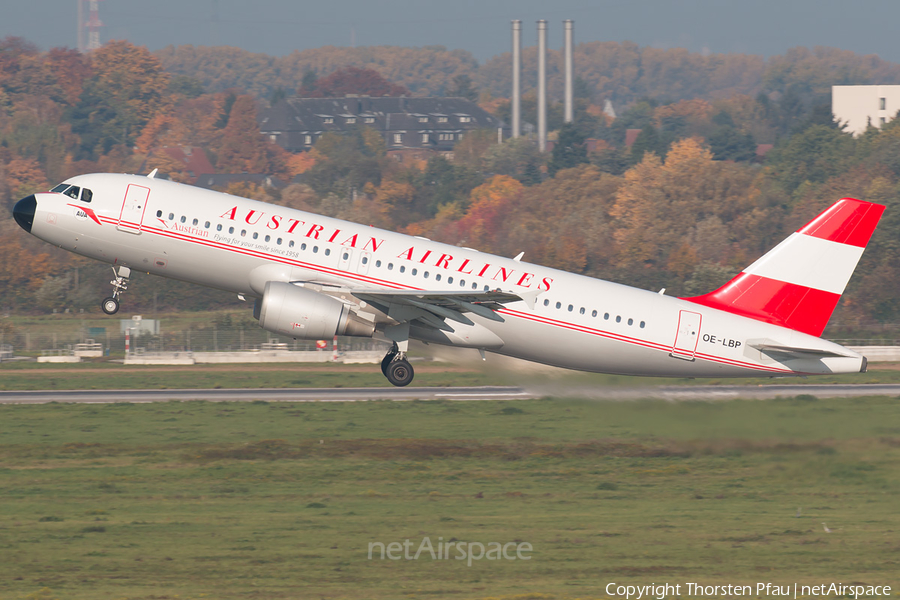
left=1, top=396, right=899, bottom=599
left=3, top=360, right=900, bottom=391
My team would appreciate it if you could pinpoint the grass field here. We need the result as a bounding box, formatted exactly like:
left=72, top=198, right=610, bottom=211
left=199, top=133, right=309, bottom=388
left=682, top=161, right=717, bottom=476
left=5, top=359, right=900, bottom=391
left=1, top=394, right=898, bottom=600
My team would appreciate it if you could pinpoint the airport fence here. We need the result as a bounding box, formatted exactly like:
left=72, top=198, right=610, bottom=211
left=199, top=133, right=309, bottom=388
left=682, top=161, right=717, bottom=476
left=0, top=323, right=389, bottom=359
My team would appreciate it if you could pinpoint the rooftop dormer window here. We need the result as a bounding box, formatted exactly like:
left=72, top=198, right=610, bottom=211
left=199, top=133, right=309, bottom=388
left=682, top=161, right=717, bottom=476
left=418, top=116, right=428, bottom=123
left=323, top=117, right=334, bottom=124
left=346, top=117, right=356, bottom=124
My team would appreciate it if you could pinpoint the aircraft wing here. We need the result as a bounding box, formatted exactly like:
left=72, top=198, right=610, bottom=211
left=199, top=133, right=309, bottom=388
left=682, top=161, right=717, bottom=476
left=351, top=289, right=527, bottom=332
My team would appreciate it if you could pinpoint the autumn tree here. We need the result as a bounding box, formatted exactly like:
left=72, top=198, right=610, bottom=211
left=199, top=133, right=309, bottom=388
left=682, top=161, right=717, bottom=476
left=610, top=138, right=759, bottom=291
left=298, top=67, right=408, bottom=97
left=67, top=40, right=171, bottom=158
left=215, top=95, right=287, bottom=176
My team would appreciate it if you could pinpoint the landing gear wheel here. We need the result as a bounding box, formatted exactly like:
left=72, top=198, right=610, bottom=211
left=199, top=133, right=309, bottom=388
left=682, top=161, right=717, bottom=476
left=385, top=359, right=414, bottom=387
left=101, top=297, right=119, bottom=315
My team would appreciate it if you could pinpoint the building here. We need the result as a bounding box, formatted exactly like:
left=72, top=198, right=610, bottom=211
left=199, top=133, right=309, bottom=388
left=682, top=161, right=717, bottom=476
left=258, top=96, right=505, bottom=155
left=832, top=85, right=900, bottom=136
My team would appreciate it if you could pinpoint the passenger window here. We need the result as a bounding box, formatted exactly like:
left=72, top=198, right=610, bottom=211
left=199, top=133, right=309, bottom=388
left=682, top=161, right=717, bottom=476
left=568, top=304, right=574, bottom=312
left=579, top=307, right=585, bottom=315
left=343, top=252, right=350, bottom=260
left=289, top=240, right=294, bottom=247
left=362, top=256, right=368, bottom=265
left=640, top=321, right=646, bottom=328
left=324, top=248, right=330, bottom=256
left=204, top=221, right=210, bottom=228
left=81, top=188, right=92, bottom=203
left=412, top=268, right=418, bottom=276
left=459, top=280, right=465, bottom=287
left=375, top=260, right=381, bottom=267
left=435, top=274, right=441, bottom=281
left=592, top=310, right=597, bottom=317
left=169, top=213, right=175, bottom=220
left=543, top=299, right=549, bottom=306
left=447, top=276, right=452, bottom=284
left=264, top=235, right=270, bottom=242
left=156, top=210, right=162, bottom=217
left=628, top=318, right=633, bottom=326
left=252, top=232, right=258, bottom=240
left=555, top=302, right=561, bottom=309
left=387, top=263, right=393, bottom=270
left=228, top=227, right=234, bottom=234
left=604, top=313, right=610, bottom=320
left=64, top=186, right=80, bottom=200
left=400, top=266, right=406, bottom=273
left=424, top=271, right=430, bottom=279
left=192, top=218, right=199, bottom=226
left=217, top=224, right=223, bottom=231
left=181, top=216, right=187, bottom=223
left=484, top=285, right=489, bottom=291
left=276, top=238, right=282, bottom=245
left=301, top=243, right=307, bottom=250
left=313, top=246, right=319, bottom=253
left=472, top=283, right=477, bottom=289
left=616, top=316, right=622, bottom=323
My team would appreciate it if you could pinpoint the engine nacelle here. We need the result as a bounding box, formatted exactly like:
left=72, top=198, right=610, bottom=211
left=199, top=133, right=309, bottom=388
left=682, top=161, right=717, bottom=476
left=258, top=281, right=374, bottom=340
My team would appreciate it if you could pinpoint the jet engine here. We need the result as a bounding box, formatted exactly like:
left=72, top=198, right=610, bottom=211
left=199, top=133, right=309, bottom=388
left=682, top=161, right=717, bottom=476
left=257, top=281, right=374, bottom=340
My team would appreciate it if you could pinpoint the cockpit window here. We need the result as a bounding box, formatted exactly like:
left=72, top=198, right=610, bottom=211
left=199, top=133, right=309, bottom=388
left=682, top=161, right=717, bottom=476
left=63, top=186, right=80, bottom=200
left=81, top=188, right=92, bottom=203
left=51, top=183, right=69, bottom=193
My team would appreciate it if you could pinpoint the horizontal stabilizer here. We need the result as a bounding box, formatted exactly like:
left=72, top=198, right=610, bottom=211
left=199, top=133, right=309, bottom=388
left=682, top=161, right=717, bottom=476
left=749, top=342, right=856, bottom=359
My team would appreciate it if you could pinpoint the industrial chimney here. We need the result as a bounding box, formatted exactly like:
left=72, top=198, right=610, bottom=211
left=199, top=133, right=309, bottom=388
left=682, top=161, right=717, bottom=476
left=537, top=19, right=547, bottom=152
left=564, top=20, right=574, bottom=123
left=511, top=20, right=522, bottom=138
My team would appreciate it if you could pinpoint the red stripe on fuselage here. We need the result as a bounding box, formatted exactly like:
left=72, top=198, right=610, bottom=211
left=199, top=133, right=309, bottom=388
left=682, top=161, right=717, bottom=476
left=798, top=198, right=885, bottom=248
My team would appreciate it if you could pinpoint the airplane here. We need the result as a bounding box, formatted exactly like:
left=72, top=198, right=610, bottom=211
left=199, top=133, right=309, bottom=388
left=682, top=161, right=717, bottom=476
left=12, top=171, right=884, bottom=386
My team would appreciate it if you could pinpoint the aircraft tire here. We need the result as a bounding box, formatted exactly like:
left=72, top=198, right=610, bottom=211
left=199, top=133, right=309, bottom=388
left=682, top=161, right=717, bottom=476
left=385, top=359, right=414, bottom=387
left=101, top=297, right=119, bottom=315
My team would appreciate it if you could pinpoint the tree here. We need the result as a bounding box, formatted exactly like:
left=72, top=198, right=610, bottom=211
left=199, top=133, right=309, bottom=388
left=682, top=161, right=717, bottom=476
left=548, top=122, right=588, bottom=176
left=216, top=95, right=286, bottom=176
left=66, top=41, right=170, bottom=159
left=298, top=67, right=408, bottom=98
left=708, top=126, right=756, bottom=161
left=447, top=74, right=477, bottom=101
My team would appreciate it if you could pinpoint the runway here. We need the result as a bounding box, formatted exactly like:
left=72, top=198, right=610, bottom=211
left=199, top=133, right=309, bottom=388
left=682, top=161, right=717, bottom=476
left=0, top=383, right=899, bottom=404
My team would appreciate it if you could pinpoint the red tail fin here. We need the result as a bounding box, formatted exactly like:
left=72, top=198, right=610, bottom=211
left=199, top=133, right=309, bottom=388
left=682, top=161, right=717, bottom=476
left=683, top=198, right=884, bottom=336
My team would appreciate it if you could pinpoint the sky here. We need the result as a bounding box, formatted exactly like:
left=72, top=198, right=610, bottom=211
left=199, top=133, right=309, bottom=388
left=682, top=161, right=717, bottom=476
left=6, top=0, right=900, bottom=64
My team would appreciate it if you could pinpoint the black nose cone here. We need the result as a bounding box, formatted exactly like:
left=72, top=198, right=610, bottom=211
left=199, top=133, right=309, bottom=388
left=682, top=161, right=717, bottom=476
left=13, top=195, right=36, bottom=233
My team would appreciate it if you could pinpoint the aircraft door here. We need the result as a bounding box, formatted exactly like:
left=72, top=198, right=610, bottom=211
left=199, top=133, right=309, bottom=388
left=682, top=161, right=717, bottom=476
left=338, top=248, right=353, bottom=273
left=357, top=251, right=372, bottom=275
left=117, top=184, right=151, bottom=234
left=670, top=310, right=702, bottom=361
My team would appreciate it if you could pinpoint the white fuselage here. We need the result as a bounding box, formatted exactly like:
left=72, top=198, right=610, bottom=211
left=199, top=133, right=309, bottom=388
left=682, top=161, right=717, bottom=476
left=25, top=174, right=865, bottom=377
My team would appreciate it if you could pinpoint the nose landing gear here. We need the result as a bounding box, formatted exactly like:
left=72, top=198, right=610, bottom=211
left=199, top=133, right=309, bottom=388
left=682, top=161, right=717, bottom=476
left=381, top=342, right=414, bottom=387
left=101, top=266, right=131, bottom=315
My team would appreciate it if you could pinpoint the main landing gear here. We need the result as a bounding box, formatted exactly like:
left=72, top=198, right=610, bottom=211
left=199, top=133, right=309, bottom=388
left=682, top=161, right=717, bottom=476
left=381, top=342, right=414, bottom=387
left=101, top=266, right=131, bottom=315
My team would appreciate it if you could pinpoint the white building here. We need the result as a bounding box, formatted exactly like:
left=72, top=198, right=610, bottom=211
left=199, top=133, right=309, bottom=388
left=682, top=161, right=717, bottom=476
left=832, top=85, right=900, bottom=136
